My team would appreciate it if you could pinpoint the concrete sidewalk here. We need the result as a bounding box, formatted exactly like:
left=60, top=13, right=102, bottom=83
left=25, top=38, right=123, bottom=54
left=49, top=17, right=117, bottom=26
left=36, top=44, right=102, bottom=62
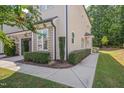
left=0, top=54, right=6, bottom=59
left=0, top=56, right=24, bottom=62
left=0, top=53, right=99, bottom=88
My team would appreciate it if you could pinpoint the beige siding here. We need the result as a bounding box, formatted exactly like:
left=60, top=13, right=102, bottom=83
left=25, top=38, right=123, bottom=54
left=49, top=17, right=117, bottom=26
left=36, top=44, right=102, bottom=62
left=68, top=5, right=92, bottom=54
left=39, top=5, right=66, bottom=60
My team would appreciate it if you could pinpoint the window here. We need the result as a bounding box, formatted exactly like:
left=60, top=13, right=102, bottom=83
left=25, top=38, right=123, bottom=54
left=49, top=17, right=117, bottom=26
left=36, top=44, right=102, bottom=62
left=39, top=5, right=48, bottom=11
left=40, top=5, right=53, bottom=11
left=72, top=32, right=75, bottom=44
left=39, top=5, right=53, bottom=11
left=43, top=5, right=48, bottom=10
left=81, top=38, right=84, bottom=48
left=37, top=29, right=48, bottom=51
left=43, top=30, right=48, bottom=50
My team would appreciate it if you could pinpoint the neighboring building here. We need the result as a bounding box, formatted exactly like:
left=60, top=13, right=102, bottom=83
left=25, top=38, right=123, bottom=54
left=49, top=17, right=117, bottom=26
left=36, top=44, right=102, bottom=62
left=0, top=5, right=92, bottom=60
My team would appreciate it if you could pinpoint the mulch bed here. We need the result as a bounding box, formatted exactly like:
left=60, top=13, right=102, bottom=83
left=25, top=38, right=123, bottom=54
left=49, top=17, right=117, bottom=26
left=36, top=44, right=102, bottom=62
left=17, top=60, right=73, bottom=69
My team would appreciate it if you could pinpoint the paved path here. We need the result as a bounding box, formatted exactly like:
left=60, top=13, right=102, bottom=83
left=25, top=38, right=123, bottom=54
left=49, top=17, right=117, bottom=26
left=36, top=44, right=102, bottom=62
left=0, top=54, right=6, bottom=59
left=0, top=53, right=99, bottom=88
left=0, top=56, right=23, bottom=62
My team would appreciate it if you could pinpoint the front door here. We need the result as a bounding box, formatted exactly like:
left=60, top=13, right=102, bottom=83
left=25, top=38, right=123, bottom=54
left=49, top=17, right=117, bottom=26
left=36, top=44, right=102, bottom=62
left=21, top=38, right=31, bottom=55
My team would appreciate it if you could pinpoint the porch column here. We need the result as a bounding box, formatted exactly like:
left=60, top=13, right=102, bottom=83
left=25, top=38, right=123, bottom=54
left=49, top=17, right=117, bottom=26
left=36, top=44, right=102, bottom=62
left=19, top=38, right=21, bottom=56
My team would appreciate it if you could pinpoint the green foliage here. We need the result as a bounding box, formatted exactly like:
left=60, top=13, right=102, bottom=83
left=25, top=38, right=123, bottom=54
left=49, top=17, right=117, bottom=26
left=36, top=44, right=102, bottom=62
left=0, top=5, right=42, bottom=49
left=0, top=5, right=42, bottom=32
left=93, top=52, right=124, bottom=87
left=87, top=5, right=124, bottom=47
left=4, top=42, right=16, bottom=56
left=68, top=49, right=91, bottom=65
left=0, top=31, right=15, bottom=56
left=0, top=31, right=13, bottom=47
left=59, top=37, right=65, bottom=61
left=101, top=36, right=109, bottom=46
left=24, top=51, right=50, bottom=64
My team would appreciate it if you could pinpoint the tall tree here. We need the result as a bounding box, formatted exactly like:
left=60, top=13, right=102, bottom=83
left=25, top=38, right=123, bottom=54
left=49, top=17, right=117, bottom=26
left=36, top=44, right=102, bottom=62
left=118, top=6, right=124, bottom=47
left=87, top=5, right=124, bottom=47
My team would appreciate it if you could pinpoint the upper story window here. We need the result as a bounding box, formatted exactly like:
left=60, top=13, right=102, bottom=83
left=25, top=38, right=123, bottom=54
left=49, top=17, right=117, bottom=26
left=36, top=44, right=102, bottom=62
left=40, top=5, right=53, bottom=11
left=42, top=5, right=48, bottom=10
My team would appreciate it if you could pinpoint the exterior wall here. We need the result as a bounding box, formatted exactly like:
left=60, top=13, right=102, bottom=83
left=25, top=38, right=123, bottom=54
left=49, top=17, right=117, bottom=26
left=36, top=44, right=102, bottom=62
left=32, top=26, right=54, bottom=60
left=67, top=5, right=92, bottom=54
left=39, top=5, right=66, bottom=60
left=1, top=5, right=92, bottom=61
left=48, top=27, right=54, bottom=59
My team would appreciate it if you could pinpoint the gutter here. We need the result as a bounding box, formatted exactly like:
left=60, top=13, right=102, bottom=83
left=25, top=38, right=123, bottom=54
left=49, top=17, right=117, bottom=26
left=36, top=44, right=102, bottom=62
left=66, top=5, right=68, bottom=60
left=51, top=21, right=56, bottom=60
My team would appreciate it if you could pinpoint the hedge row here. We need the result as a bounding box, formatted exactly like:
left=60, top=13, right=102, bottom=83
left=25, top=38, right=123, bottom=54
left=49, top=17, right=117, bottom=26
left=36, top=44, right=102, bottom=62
left=68, top=49, right=91, bottom=65
left=24, top=51, right=50, bottom=64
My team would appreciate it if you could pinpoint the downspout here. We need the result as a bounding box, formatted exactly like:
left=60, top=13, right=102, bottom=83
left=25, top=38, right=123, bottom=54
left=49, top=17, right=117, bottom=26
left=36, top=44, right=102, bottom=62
left=66, top=5, right=68, bottom=60
left=51, top=21, right=56, bottom=60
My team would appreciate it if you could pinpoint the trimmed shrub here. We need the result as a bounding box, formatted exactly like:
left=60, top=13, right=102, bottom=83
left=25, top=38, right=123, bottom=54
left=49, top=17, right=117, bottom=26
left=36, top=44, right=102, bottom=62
left=68, top=49, right=91, bottom=65
left=4, top=42, right=16, bottom=56
left=59, top=37, right=65, bottom=61
left=24, top=51, right=50, bottom=64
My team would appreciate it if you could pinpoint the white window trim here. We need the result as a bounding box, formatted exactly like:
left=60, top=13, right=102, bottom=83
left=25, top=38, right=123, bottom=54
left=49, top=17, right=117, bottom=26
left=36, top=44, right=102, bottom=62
left=37, top=28, right=48, bottom=51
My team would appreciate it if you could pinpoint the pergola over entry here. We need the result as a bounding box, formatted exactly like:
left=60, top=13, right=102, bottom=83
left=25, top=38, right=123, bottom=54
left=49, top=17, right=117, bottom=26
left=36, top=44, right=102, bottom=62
left=6, top=31, right=32, bottom=55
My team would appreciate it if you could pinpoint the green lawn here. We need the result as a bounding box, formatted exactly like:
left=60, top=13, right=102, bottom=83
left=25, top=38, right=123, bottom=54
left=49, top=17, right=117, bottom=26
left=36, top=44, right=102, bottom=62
left=0, top=68, right=69, bottom=88
left=93, top=50, right=124, bottom=88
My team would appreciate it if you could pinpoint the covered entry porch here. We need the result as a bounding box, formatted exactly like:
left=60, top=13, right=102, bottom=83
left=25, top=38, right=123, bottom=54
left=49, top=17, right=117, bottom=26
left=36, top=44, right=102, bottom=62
left=7, top=31, right=33, bottom=56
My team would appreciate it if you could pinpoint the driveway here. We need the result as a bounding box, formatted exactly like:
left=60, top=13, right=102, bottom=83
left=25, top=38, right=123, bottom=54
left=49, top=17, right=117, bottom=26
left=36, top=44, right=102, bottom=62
left=0, top=53, right=99, bottom=88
